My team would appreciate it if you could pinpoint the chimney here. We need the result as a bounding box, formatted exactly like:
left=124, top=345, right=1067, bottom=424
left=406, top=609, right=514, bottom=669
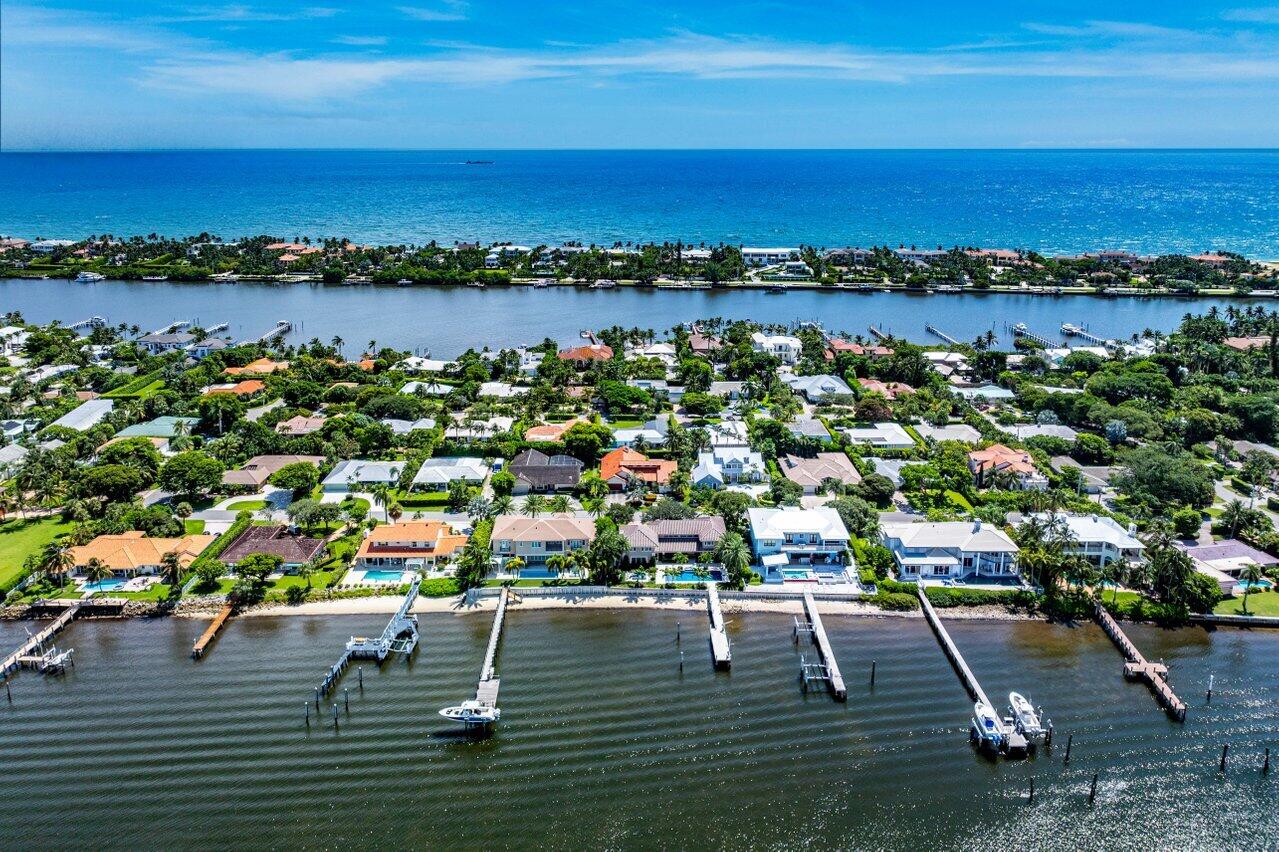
left=973, top=519, right=982, bottom=532
left=1128, top=522, right=1137, bottom=536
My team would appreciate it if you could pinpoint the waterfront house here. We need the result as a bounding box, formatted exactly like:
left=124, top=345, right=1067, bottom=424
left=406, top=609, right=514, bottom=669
left=490, top=515, right=596, bottom=567
left=188, top=338, right=230, bottom=360
left=507, top=449, right=583, bottom=494
left=322, top=459, right=411, bottom=493
left=558, top=343, right=614, bottom=367
left=49, top=398, right=114, bottom=432
left=741, top=247, right=799, bottom=266
left=600, top=446, right=677, bottom=492
left=782, top=373, right=853, bottom=402
left=880, top=521, right=1019, bottom=584
left=746, top=507, right=850, bottom=576
left=968, top=444, right=1048, bottom=490
left=688, top=332, right=721, bottom=357
left=621, top=517, right=726, bottom=564
left=825, top=338, right=894, bottom=360
left=691, top=446, right=765, bottom=488
left=70, top=531, right=214, bottom=579
left=779, top=452, right=862, bottom=494
left=411, top=457, right=488, bottom=489
left=750, top=332, right=802, bottom=364
left=218, top=524, right=326, bottom=570
left=137, top=331, right=196, bottom=354
left=1175, top=539, right=1279, bottom=594
left=1027, top=513, right=1145, bottom=568
left=223, top=454, right=324, bottom=489
left=275, top=414, right=327, bottom=436
left=842, top=422, right=914, bottom=449
left=396, top=356, right=455, bottom=373
left=354, top=521, right=468, bottom=570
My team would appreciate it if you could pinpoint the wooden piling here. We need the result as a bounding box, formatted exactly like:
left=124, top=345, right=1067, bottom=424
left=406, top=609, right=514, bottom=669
left=1064, top=734, right=1073, bottom=765
left=1220, top=743, right=1229, bottom=772
left=1089, top=772, right=1098, bottom=804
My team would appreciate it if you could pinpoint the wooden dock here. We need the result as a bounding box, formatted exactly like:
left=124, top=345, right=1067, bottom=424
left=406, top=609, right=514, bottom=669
left=191, top=603, right=234, bottom=659
left=706, top=584, right=731, bottom=670
left=475, top=587, right=511, bottom=708
left=925, top=324, right=961, bottom=346
left=1095, top=603, right=1187, bottom=722
left=916, top=585, right=994, bottom=709
left=796, top=591, right=846, bottom=700
left=316, top=579, right=419, bottom=697
left=2, top=601, right=82, bottom=679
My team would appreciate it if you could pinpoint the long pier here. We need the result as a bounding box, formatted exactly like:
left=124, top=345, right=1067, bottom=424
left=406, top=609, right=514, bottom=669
left=317, top=578, right=419, bottom=696
left=706, top=584, right=732, bottom=670
left=475, top=586, right=512, bottom=709
left=1095, top=603, right=1187, bottom=722
left=191, top=603, right=234, bottom=659
left=868, top=325, right=890, bottom=341
left=1010, top=323, right=1053, bottom=347
left=925, top=324, right=961, bottom=346
left=2, top=601, right=82, bottom=679
left=795, top=591, right=846, bottom=700
left=239, top=320, right=292, bottom=346
left=1061, top=323, right=1109, bottom=345
left=916, top=585, right=994, bottom=709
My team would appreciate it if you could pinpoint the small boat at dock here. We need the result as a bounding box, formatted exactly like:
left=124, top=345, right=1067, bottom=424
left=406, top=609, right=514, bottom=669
left=1008, top=692, right=1046, bottom=743
left=970, top=700, right=1004, bottom=751
left=439, top=700, right=500, bottom=726
left=75, top=271, right=106, bottom=283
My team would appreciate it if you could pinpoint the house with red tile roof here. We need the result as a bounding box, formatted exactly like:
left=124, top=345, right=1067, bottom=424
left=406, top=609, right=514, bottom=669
left=967, top=444, right=1048, bottom=490
left=557, top=343, right=613, bottom=366
left=599, top=446, right=677, bottom=491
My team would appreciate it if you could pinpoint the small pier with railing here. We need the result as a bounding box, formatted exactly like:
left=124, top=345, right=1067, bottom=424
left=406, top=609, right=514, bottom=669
left=68, top=316, right=107, bottom=332
left=707, top=584, right=732, bottom=670
left=1010, top=322, right=1053, bottom=347
left=1095, top=603, right=1187, bottom=721
left=1060, top=323, right=1110, bottom=346
left=868, top=325, right=891, bottom=341
left=316, top=578, right=419, bottom=697
left=793, top=590, right=846, bottom=700
left=240, top=320, right=292, bottom=346
left=2, top=601, right=83, bottom=680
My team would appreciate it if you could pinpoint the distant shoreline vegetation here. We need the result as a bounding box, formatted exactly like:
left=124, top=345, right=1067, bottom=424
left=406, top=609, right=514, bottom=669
left=0, top=233, right=1275, bottom=296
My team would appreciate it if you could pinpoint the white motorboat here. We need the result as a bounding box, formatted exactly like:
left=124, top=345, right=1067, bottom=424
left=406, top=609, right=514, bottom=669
left=75, top=271, right=106, bottom=282
left=1008, top=691, right=1045, bottom=741
left=970, top=700, right=1004, bottom=750
left=439, top=700, right=500, bottom=726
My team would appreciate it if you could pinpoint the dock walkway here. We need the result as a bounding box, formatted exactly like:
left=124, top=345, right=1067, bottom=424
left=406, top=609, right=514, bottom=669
left=317, top=579, right=419, bottom=696
left=706, top=584, right=732, bottom=670
left=191, top=603, right=234, bottom=659
left=916, top=584, right=995, bottom=710
left=2, top=601, right=82, bottom=679
left=796, top=591, right=846, bottom=700
left=475, top=586, right=511, bottom=708
left=1095, top=603, right=1187, bottom=721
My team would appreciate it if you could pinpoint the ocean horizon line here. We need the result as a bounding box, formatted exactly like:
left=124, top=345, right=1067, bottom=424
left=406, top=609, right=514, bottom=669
left=4, top=146, right=1279, bottom=155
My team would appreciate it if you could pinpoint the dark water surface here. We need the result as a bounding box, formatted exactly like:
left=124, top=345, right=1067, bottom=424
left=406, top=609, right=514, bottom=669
left=0, top=277, right=1265, bottom=357
left=1, top=611, right=1275, bottom=849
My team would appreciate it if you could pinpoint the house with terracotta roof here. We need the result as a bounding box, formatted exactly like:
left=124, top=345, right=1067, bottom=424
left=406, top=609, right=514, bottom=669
left=225, top=358, right=290, bottom=376
left=688, top=332, right=721, bottom=357
left=857, top=378, right=914, bottom=399
left=275, top=414, right=327, bottom=436
left=69, top=531, right=214, bottom=578
left=599, top=446, right=678, bottom=492
left=557, top=343, right=614, bottom=366
left=824, top=339, right=893, bottom=360
left=1223, top=336, right=1270, bottom=352
left=490, top=515, right=596, bottom=567
left=967, top=444, right=1048, bottom=490
left=524, top=417, right=584, bottom=443
left=353, top=521, right=468, bottom=570
left=203, top=379, right=266, bottom=398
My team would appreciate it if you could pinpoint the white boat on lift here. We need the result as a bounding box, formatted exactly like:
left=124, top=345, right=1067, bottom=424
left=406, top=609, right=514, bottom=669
left=439, top=700, right=500, bottom=726
left=970, top=700, right=1004, bottom=751
left=75, top=271, right=106, bottom=283
left=1008, top=691, right=1046, bottom=743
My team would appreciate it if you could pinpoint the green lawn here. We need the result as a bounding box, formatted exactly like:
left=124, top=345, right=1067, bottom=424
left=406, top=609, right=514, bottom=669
left=0, top=517, right=75, bottom=591
left=95, top=583, right=173, bottom=602
left=944, top=490, right=974, bottom=511
left=226, top=500, right=268, bottom=511
left=267, top=570, right=340, bottom=592
left=1214, top=590, right=1279, bottom=617
left=184, top=519, right=207, bottom=534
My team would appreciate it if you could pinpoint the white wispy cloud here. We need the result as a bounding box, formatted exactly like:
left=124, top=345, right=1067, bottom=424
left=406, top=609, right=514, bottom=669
left=333, top=35, right=389, bottom=46
left=397, top=2, right=467, bottom=22
left=154, top=5, right=341, bottom=22
left=1223, top=6, right=1279, bottom=23
left=1022, top=19, right=1204, bottom=40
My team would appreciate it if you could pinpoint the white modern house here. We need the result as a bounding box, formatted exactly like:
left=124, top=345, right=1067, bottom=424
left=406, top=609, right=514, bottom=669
left=880, top=520, right=1020, bottom=584
left=842, top=422, right=914, bottom=449
left=322, top=459, right=412, bottom=493
left=691, top=446, right=765, bottom=488
left=750, top=332, right=802, bottom=365
left=742, top=247, right=799, bottom=266
left=1027, top=513, right=1145, bottom=567
left=782, top=373, right=854, bottom=402
left=747, top=507, right=851, bottom=579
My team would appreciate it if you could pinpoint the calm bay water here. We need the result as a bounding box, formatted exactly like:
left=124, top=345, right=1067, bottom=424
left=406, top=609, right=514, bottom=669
left=1, top=150, right=1278, bottom=256
left=0, top=611, right=1275, bottom=849
left=0, top=277, right=1263, bottom=357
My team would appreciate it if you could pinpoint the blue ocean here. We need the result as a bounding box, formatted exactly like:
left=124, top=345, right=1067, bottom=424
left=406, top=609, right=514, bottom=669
left=1, top=149, right=1277, bottom=256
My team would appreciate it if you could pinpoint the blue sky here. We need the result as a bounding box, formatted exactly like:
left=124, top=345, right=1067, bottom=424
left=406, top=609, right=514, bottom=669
left=4, top=1, right=1279, bottom=149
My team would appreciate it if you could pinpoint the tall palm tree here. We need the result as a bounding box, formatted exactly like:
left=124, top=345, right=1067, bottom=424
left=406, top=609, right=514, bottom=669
left=522, top=494, right=547, bottom=517
left=1221, top=499, right=1249, bottom=539
left=159, top=551, right=183, bottom=589
left=41, top=541, right=76, bottom=593
left=387, top=501, right=403, bottom=524
left=331, top=335, right=344, bottom=356
left=1239, top=562, right=1263, bottom=615
left=84, top=557, right=111, bottom=589
left=582, top=496, right=605, bottom=518
left=714, top=532, right=752, bottom=589
left=547, top=494, right=570, bottom=514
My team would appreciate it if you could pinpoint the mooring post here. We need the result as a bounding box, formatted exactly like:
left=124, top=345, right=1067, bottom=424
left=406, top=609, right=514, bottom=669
left=358, top=666, right=363, bottom=690
left=332, top=703, right=339, bottom=730
left=677, top=622, right=681, bottom=644
left=305, top=703, right=310, bottom=726
left=870, top=660, right=876, bottom=685
left=1046, top=722, right=1054, bottom=747
left=679, top=650, right=684, bottom=672
left=1220, top=743, right=1230, bottom=773
left=5, top=681, right=10, bottom=703
left=1088, top=772, right=1098, bottom=805
left=1207, top=674, right=1214, bottom=703
left=1064, top=734, right=1073, bottom=765
left=1028, top=777, right=1034, bottom=804
left=1264, top=748, right=1271, bottom=774
left=344, top=688, right=350, bottom=714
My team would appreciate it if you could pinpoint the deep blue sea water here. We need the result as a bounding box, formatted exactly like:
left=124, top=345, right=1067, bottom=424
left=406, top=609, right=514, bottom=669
left=1, top=149, right=1278, bottom=256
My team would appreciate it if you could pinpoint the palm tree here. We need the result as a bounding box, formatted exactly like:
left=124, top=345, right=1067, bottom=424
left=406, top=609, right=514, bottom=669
left=547, top=494, right=570, bottom=514
left=582, top=496, right=605, bottom=518
left=387, top=501, right=403, bottom=524
left=545, top=553, right=569, bottom=578
left=331, top=335, right=344, bottom=356
left=84, top=557, right=111, bottom=589
left=298, top=559, right=317, bottom=589
left=505, top=555, right=525, bottom=580
left=522, top=494, right=547, bottom=517
left=491, top=495, right=514, bottom=515
left=41, top=541, right=76, bottom=593
left=159, top=551, right=182, bottom=589
left=714, top=532, right=752, bottom=589
left=1239, top=562, right=1263, bottom=615
left=1221, top=499, right=1248, bottom=539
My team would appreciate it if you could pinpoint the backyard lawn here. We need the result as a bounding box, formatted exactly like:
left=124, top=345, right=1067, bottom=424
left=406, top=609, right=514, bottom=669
left=1214, top=590, right=1279, bottom=617
left=0, top=517, right=75, bottom=591
left=226, top=500, right=268, bottom=511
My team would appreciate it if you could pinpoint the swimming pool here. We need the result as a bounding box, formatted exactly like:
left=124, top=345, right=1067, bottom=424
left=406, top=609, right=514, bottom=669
left=82, top=578, right=127, bottom=593
left=665, top=569, right=723, bottom=583
left=780, top=568, right=816, bottom=582
left=514, top=567, right=561, bottom=579
left=1235, top=578, right=1274, bottom=591
left=361, top=570, right=407, bottom=583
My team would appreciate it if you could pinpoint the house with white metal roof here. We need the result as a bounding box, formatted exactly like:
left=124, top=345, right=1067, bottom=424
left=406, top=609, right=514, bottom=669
left=880, top=520, right=1019, bottom=584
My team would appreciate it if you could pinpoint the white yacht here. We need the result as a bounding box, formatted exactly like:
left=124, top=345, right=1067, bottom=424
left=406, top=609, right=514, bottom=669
left=1008, top=692, right=1046, bottom=742
left=970, top=700, right=1004, bottom=750
left=75, top=271, right=106, bottom=283
left=439, top=700, right=500, bottom=726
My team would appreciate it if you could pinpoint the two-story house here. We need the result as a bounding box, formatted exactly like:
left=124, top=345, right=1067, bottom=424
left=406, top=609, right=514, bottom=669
left=490, top=515, right=597, bottom=568
left=746, top=508, right=850, bottom=578
left=880, top=520, right=1020, bottom=584
left=353, top=521, right=468, bottom=571
left=1027, top=513, right=1145, bottom=568
left=750, top=332, right=802, bottom=365
left=691, top=446, right=765, bottom=489
left=621, top=518, right=727, bottom=564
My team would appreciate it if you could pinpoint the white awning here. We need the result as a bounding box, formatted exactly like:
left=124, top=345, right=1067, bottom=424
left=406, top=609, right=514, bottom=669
left=761, top=553, right=789, bottom=567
